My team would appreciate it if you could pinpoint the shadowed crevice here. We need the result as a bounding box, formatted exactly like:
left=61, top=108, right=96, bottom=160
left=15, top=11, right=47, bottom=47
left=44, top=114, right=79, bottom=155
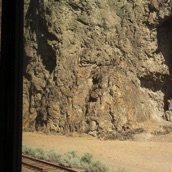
left=140, top=17, right=172, bottom=121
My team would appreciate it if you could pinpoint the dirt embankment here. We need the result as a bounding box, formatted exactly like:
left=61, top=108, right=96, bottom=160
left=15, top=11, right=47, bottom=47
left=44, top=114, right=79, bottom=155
left=23, top=131, right=172, bottom=172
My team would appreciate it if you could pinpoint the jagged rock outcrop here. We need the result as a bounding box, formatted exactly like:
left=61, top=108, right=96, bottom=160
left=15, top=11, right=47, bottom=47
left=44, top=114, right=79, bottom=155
left=23, top=0, right=172, bottom=137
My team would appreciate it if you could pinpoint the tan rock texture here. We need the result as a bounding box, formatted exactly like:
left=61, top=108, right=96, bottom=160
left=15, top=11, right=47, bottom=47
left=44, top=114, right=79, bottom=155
left=23, top=0, right=172, bottom=137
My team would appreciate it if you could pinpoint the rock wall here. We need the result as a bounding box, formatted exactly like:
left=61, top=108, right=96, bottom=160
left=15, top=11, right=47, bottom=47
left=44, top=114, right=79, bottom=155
left=23, top=0, right=172, bottom=136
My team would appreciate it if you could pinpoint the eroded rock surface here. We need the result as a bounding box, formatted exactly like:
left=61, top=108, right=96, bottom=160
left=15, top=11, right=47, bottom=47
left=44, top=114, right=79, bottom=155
left=23, top=0, right=172, bottom=137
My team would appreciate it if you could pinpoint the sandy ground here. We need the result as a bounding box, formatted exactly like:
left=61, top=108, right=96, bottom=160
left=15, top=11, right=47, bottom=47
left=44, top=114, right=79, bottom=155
left=22, top=131, right=172, bottom=172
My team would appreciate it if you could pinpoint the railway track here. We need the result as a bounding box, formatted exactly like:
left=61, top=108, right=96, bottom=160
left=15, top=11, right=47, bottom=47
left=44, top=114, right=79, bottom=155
left=22, top=155, right=85, bottom=172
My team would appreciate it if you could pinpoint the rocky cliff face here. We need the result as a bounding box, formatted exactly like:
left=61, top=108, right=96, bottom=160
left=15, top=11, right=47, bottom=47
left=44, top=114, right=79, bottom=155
left=23, top=0, right=172, bottom=137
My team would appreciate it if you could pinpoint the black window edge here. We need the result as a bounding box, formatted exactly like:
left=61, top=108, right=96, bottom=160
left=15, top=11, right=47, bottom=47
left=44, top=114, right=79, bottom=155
left=0, top=0, right=23, bottom=171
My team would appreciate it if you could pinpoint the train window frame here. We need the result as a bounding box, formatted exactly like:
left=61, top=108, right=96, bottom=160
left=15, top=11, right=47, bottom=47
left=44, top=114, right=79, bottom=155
left=0, top=0, right=23, bottom=171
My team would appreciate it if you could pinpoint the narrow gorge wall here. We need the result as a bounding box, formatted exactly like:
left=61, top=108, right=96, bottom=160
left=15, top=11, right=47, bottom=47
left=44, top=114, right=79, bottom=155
left=23, top=0, right=172, bottom=136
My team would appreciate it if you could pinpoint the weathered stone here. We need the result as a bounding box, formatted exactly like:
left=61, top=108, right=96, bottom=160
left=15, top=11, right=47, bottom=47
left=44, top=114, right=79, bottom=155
left=88, top=131, right=97, bottom=137
left=167, top=100, right=172, bottom=111
left=165, top=111, right=172, bottom=122
left=23, top=0, right=172, bottom=136
left=89, top=121, right=98, bottom=131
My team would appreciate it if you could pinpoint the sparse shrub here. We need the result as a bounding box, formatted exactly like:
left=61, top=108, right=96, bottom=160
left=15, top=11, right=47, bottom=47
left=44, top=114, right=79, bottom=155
left=34, top=148, right=45, bottom=159
left=88, top=160, right=109, bottom=172
left=58, top=151, right=81, bottom=167
left=46, top=150, right=61, bottom=162
left=22, top=145, right=129, bottom=172
left=22, top=145, right=37, bottom=156
left=81, top=153, right=93, bottom=164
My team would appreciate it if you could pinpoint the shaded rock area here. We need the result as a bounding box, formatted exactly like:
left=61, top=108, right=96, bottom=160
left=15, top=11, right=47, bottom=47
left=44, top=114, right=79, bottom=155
left=23, top=0, right=172, bottom=138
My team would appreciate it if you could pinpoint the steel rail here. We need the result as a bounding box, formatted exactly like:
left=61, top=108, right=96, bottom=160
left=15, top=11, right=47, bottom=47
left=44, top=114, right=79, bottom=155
left=22, top=154, right=85, bottom=172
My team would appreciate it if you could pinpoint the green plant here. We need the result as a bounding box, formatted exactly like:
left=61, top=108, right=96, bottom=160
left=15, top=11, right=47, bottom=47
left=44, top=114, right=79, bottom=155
left=22, top=145, right=129, bottom=172
left=59, top=151, right=81, bottom=167
left=81, top=153, right=93, bottom=164
left=88, top=160, right=109, bottom=172
left=46, top=150, right=61, bottom=162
